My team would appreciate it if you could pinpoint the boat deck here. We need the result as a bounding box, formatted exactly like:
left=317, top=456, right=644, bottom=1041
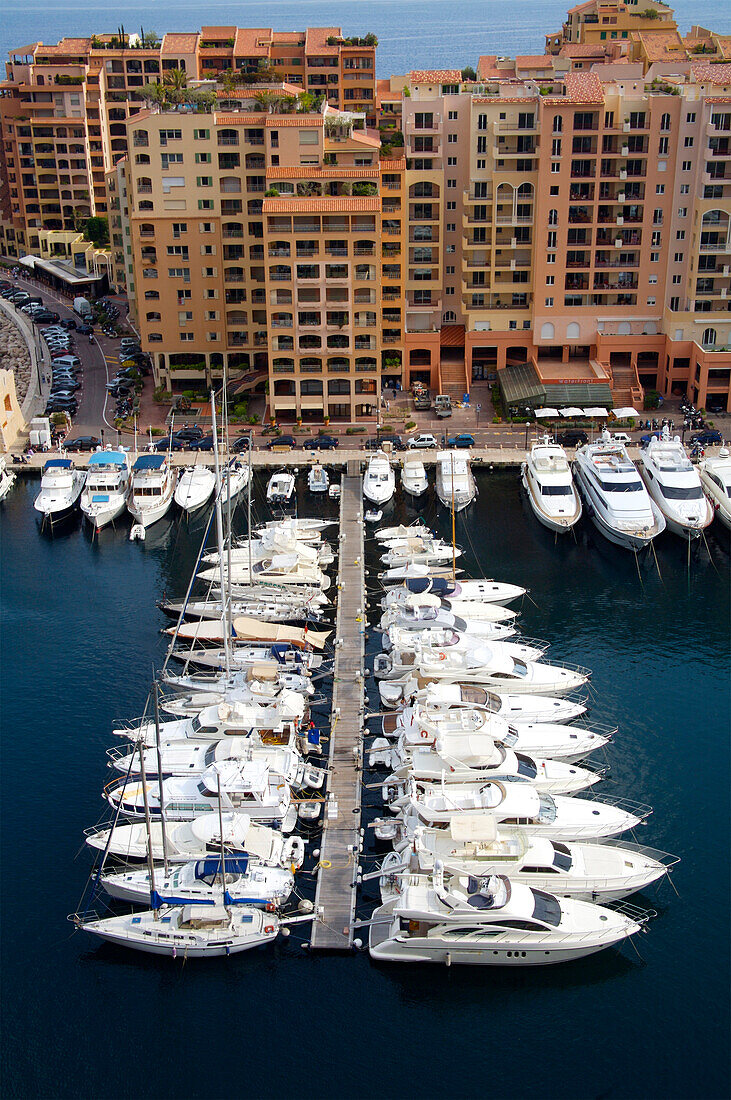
left=310, top=471, right=365, bottom=950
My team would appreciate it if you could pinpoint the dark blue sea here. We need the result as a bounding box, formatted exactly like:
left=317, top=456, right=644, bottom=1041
left=1, top=465, right=729, bottom=1099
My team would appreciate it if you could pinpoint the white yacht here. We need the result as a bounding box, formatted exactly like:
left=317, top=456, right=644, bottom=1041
left=573, top=438, right=665, bottom=551
left=381, top=746, right=601, bottom=796
left=220, top=459, right=250, bottom=508
left=170, top=643, right=323, bottom=673
left=174, top=465, right=216, bottom=513
left=385, top=822, right=678, bottom=901
left=398, top=779, right=651, bottom=840
left=80, top=450, right=131, bottom=530
left=382, top=617, right=516, bottom=648
left=106, top=759, right=297, bottom=831
left=637, top=436, right=714, bottom=540
left=86, top=811, right=306, bottom=868
left=699, top=448, right=731, bottom=530
left=127, top=454, right=176, bottom=528
left=266, top=471, right=295, bottom=506
left=369, top=871, right=651, bottom=966
left=113, top=698, right=305, bottom=747
left=383, top=576, right=525, bottom=607
left=33, top=458, right=85, bottom=526
left=435, top=450, right=476, bottom=512
left=380, top=604, right=516, bottom=639
left=80, top=903, right=281, bottom=958
left=308, top=464, right=329, bottom=493
left=401, top=457, right=429, bottom=497
left=380, top=541, right=460, bottom=568
left=382, top=591, right=516, bottom=625
left=198, top=554, right=329, bottom=591
left=521, top=437, right=582, bottom=533
left=0, top=456, right=16, bottom=501
left=102, top=855, right=294, bottom=909
left=379, top=678, right=587, bottom=723
left=364, top=451, right=395, bottom=505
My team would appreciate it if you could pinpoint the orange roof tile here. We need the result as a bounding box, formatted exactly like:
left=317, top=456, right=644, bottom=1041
left=304, top=28, right=341, bottom=56
left=381, top=157, right=406, bottom=171
left=266, top=166, right=379, bottom=178
left=714, top=36, right=731, bottom=60
left=562, top=71, right=604, bottom=103
left=516, top=55, right=554, bottom=69
left=559, top=43, right=608, bottom=58
left=233, top=28, right=272, bottom=56
left=271, top=32, right=306, bottom=44
left=691, top=61, right=731, bottom=83
left=200, top=26, right=236, bottom=37
left=350, top=130, right=380, bottom=148
left=706, top=96, right=731, bottom=103
left=36, top=38, right=91, bottom=55
left=265, top=115, right=323, bottom=127
left=409, top=69, right=461, bottom=84
left=162, top=32, right=200, bottom=54
left=263, top=197, right=380, bottom=213
left=635, top=30, right=687, bottom=62
left=214, top=114, right=257, bottom=125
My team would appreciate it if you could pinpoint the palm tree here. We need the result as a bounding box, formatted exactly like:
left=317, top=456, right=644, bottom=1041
left=163, top=67, right=188, bottom=104
left=253, top=90, right=280, bottom=114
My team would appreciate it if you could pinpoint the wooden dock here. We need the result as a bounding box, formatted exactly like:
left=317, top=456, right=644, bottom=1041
left=310, top=468, right=365, bottom=950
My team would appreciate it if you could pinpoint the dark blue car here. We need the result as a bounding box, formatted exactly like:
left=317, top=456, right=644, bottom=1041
left=447, top=433, right=475, bottom=448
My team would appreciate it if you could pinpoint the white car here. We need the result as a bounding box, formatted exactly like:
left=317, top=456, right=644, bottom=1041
left=611, top=432, right=631, bottom=445
left=407, top=433, right=438, bottom=450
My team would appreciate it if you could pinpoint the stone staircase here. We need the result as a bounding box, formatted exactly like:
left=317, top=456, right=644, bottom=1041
left=608, top=363, right=643, bottom=410
left=439, top=358, right=469, bottom=398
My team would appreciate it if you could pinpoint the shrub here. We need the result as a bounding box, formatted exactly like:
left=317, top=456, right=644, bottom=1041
left=405, top=420, right=416, bottom=430
left=644, top=390, right=661, bottom=410
left=248, top=413, right=260, bottom=424
left=346, top=426, right=367, bottom=434
left=232, top=401, right=248, bottom=417
left=152, top=386, right=171, bottom=404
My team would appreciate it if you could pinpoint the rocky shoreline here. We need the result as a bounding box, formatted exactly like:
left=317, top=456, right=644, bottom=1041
left=0, top=313, right=32, bottom=405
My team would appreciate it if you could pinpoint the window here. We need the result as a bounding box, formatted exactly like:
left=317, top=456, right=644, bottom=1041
left=683, top=136, right=694, bottom=148
left=651, top=231, right=661, bottom=247
left=448, top=133, right=457, bottom=143
left=546, top=253, right=556, bottom=264
left=195, top=152, right=211, bottom=164
left=660, top=113, right=671, bottom=132
left=650, top=251, right=659, bottom=262
left=670, top=296, right=680, bottom=311
left=167, top=245, right=189, bottom=257
left=446, top=245, right=455, bottom=254
left=686, top=113, right=696, bottom=124
left=682, top=160, right=691, bottom=171
left=550, top=186, right=559, bottom=196
left=200, top=222, right=213, bottom=233
left=548, top=209, right=558, bottom=225
left=477, top=159, right=486, bottom=169
left=546, top=275, right=554, bottom=285
left=678, top=208, right=687, bottom=218
left=159, top=128, right=182, bottom=142
left=547, top=231, right=557, bottom=248
left=448, top=110, right=458, bottom=120
left=161, top=152, right=183, bottom=168
left=193, top=129, right=209, bottom=140
left=180, top=332, right=194, bottom=342
left=168, top=267, right=190, bottom=281
left=446, top=201, right=456, bottom=210
left=553, top=115, right=563, bottom=133
left=178, top=310, right=193, bottom=323
left=446, top=222, right=455, bottom=231
left=445, top=286, right=455, bottom=295
left=658, top=137, right=668, bottom=155
left=196, top=176, right=213, bottom=187
left=648, top=275, right=657, bottom=284
left=552, top=138, right=561, bottom=157
left=203, top=266, right=216, bottom=277
left=477, top=136, right=487, bottom=154
left=445, top=265, right=455, bottom=275
left=680, top=184, right=689, bottom=195
left=655, top=184, right=665, bottom=195
left=447, top=179, right=456, bottom=189
left=646, top=297, right=656, bottom=306
left=676, top=230, right=685, bottom=241
left=672, top=274, right=682, bottom=284
left=545, top=297, right=554, bottom=306
left=674, top=252, right=684, bottom=263
left=198, top=199, right=214, bottom=210
left=551, top=162, right=560, bottom=173
left=299, top=130, right=319, bottom=145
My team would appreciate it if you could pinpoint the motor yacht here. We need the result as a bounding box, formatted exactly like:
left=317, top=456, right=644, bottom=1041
left=378, top=678, right=587, bottom=722
left=380, top=604, right=516, bottom=639
left=79, top=450, right=131, bottom=530
left=79, top=903, right=281, bottom=958
left=374, top=640, right=588, bottom=696
left=102, top=855, right=295, bottom=909
left=113, top=698, right=306, bottom=747
left=127, top=454, right=176, bottom=528
left=401, top=457, right=429, bottom=497
left=368, top=871, right=651, bottom=966
left=170, top=643, right=323, bottom=673
left=384, top=822, right=678, bottom=901
left=637, top=435, right=714, bottom=540
left=396, top=778, right=650, bottom=840
left=377, top=522, right=434, bottom=541
left=198, top=554, right=329, bottom=591
left=267, top=471, right=295, bottom=506
left=380, top=540, right=460, bottom=568
left=573, top=438, right=664, bottom=551
left=699, top=448, right=731, bottom=530
left=435, top=450, right=476, bottom=512
left=308, top=464, right=329, bottom=493
left=373, top=702, right=610, bottom=763
left=33, top=458, right=85, bottom=526
left=381, top=617, right=516, bottom=649
left=174, top=464, right=216, bottom=513
left=220, top=459, right=250, bottom=508
left=383, top=576, right=525, bottom=607
left=0, top=456, right=17, bottom=501
left=106, top=758, right=298, bottom=831
left=86, top=811, right=306, bottom=868
left=161, top=594, right=329, bottom=624
left=364, top=451, right=395, bottom=506
left=521, top=437, right=582, bottom=533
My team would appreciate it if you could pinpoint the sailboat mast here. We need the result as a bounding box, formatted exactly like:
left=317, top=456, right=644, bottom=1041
left=450, top=450, right=456, bottom=583
left=138, top=737, right=158, bottom=918
left=210, top=388, right=231, bottom=677
left=217, top=773, right=228, bottom=911
left=247, top=429, right=253, bottom=586
left=222, top=363, right=234, bottom=643
left=152, top=680, right=169, bottom=875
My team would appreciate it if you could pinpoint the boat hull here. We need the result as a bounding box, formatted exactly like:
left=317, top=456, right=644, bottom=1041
left=521, top=466, right=582, bottom=533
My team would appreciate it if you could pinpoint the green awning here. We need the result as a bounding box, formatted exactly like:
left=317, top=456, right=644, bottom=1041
left=544, top=382, right=613, bottom=408
left=498, top=362, right=546, bottom=407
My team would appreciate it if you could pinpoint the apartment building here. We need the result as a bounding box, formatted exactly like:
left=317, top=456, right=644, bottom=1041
left=124, top=100, right=403, bottom=421
left=0, top=27, right=376, bottom=259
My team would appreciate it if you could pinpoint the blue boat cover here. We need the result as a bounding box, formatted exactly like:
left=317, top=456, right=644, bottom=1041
left=195, top=856, right=249, bottom=878
left=271, top=643, right=299, bottom=662
left=406, top=577, right=452, bottom=595
left=307, top=728, right=321, bottom=746
left=132, top=454, right=165, bottom=470
left=44, top=459, right=71, bottom=469
left=91, top=494, right=110, bottom=502
left=88, top=451, right=126, bottom=466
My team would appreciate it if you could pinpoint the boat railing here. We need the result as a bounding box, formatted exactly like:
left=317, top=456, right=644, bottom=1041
left=538, top=659, right=593, bottom=678
left=573, top=720, right=618, bottom=739
left=598, top=839, right=681, bottom=868
left=579, top=793, right=653, bottom=820
left=603, top=899, right=656, bottom=925
left=106, top=745, right=135, bottom=766
left=83, top=823, right=111, bottom=839
left=517, top=636, right=551, bottom=652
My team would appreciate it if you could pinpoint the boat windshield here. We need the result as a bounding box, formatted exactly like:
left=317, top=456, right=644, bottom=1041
left=659, top=483, right=703, bottom=500
left=552, top=842, right=573, bottom=871
left=541, top=484, right=573, bottom=496
left=191, top=716, right=218, bottom=735
left=537, top=795, right=557, bottom=823
left=531, top=888, right=561, bottom=927
left=596, top=477, right=644, bottom=493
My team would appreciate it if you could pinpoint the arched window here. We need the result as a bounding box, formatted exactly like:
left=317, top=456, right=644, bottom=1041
left=137, top=176, right=152, bottom=192
left=135, top=153, right=150, bottom=165
left=553, top=115, right=562, bottom=133
left=548, top=209, right=558, bottom=226
left=272, top=357, right=294, bottom=370
left=146, top=311, right=161, bottom=321
left=274, top=379, right=295, bottom=395
left=140, top=223, right=155, bottom=236
left=218, top=128, right=239, bottom=147
left=300, top=379, right=323, bottom=395
left=412, top=181, right=434, bottom=197
left=566, top=322, right=580, bottom=339
left=327, top=356, right=350, bottom=371
left=227, top=310, right=248, bottom=325
left=517, top=182, right=533, bottom=197
left=442, top=310, right=457, bottom=323
left=300, top=357, right=322, bottom=371
left=540, top=322, right=554, bottom=340
left=148, top=332, right=162, bottom=342
left=328, top=379, right=350, bottom=395
left=144, top=290, right=159, bottom=300
left=139, top=201, right=154, bottom=211
left=702, top=328, right=717, bottom=347
left=660, top=112, right=671, bottom=132
left=299, top=335, right=321, bottom=349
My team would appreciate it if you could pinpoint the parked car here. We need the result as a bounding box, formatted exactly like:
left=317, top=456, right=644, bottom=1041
left=690, top=429, right=723, bottom=446
left=368, top=433, right=405, bottom=452
left=32, top=311, right=60, bottom=324
left=78, top=324, right=94, bottom=336
left=266, top=435, right=297, bottom=451
left=231, top=436, right=252, bottom=453
left=557, top=429, right=589, bottom=448
left=610, top=432, right=631, bottom=445
left=63, top=436, right=102, bottom=452
left=51, top=355, right=81, bottom=369
left=60, top=318, right=77, bottom=330
left=303, top=435, right=339, bottom=451
left=407, top=433, right=438, bottom=449
left=175, top=425, right=204, bottom=444
left=45, top=398, right=78, bottom=415
left=154, top=435, right=185, bottom=451
left=447, top=433, right=476, bottom=448
left=190, top=434, right=215, bottom=452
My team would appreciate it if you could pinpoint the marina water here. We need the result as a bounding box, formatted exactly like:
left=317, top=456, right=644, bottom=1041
left=1, top=468, right=728, bottom=1098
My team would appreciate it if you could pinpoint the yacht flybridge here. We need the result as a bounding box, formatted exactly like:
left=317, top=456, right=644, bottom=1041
left=80, top=450, right=131, bottom=530
left=573, top=438, right=664, bottom=551
left=522, top=437, right=582, bottom=533
left=33, top=458, right=85, bottom=526
left=637, top=435, right=713, bottom=540
left=127, top=454, right=176, bottom=528
left=401, top=457, right=429, bottom=497
left=436, top=450, right=476, bottom=511
left=174, top=464, right=216, bottom=514
left=699, top=448, right=731, bottom=530
left=364, top=451, right=396, bottom=505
